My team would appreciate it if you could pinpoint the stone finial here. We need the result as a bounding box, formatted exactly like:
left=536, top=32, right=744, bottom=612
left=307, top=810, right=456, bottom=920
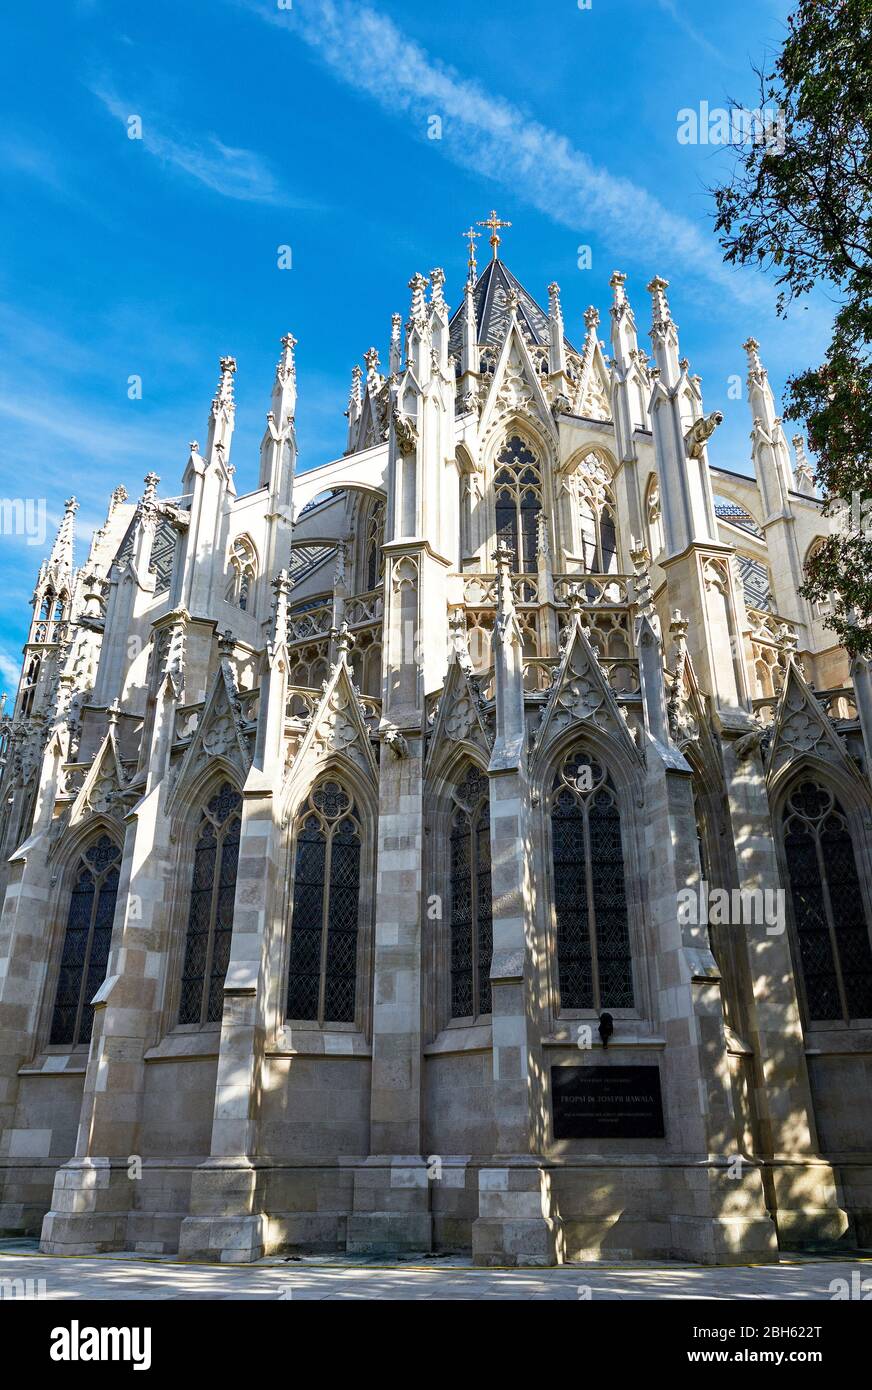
left=270, top=569, right=293, bottom=647
left=276, top=333, right=297, bottom=387
left=429, top=267, right=446, bottom=312
left=742, top=337, right=765, bottom=377
left=646, top=275, right=672, bottom=327
left=584, top=305, right=600, bottom=333
left=609, top=270, right=628, bottom=306
left=493, top=540, right=515, bottom=615
left=547, top=282, right=563, bottom=319
left=106, top=699, right=120, bottom=730
left=140, top=472, right=160, bottom=513
left=777, top=623, right=798, bottom=660
left=346, top=363, right=363, bottom=415
left=408, top=273, right=428, bottom=325
left=792, top=434, right=816, bottom=493
left=389, top=313, right=403, bottom=374
left=211, top=355, right=237, bottom=414
left=333, top=539, right=347, bottom=587
left=669, top=608, right=689, bottom=660
left=506, top=287, right=520, bottom=315
left=363, top=347, right=381, bottom=393
left=536, top=511, right=550, bottom=562
left=109, top=485, right=128, bottom=513
left=336, top=621, right=354, bottom=662
left=218, top=628, right=235, bottom=658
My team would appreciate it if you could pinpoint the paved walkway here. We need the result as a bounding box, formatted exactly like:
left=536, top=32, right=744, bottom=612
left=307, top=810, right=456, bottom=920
left=1, top=1243, right=870, bottom=1299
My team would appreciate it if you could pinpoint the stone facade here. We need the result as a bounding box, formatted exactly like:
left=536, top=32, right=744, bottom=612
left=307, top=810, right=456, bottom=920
left=1, top=235, right=871, bottom=1264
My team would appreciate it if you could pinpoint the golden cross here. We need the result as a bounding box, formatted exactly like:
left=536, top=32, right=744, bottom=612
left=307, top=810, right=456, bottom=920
left=461, top=224, right=480, bottom=279
left=477, top=209, right=512, bottom=259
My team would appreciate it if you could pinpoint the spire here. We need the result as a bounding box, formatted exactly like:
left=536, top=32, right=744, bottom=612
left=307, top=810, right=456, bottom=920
left=389, top=313, right=403, bottom=375
left=345, top=363, right=363, bottom=453
left=461, top=224, right=480, bottom=283
left=259, top=333, right=298, bottom=487
left=272, top=332, right=297, bottom=419
left=743, top=337, right=794, bottom=514
left=429, top=267, right=446, bottom=315
left=647, top=276, right=680, bottom=386
left=547, top=283, right=568, bottom=381
left=206, top=354, right=237, bottom=461
left=407, top=273, right=428, bottom=327
left=364, top=347, right=381, bottom=396
left=609, top=270, right=639, bottom=365
left=792, top=434, right=817, bottom=496
left=45, top=496, right=78, bottom=581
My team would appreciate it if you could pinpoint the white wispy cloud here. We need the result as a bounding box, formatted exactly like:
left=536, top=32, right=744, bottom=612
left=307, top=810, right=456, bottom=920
left=241, top=0, right=762, bottom=303
left=656, top=0, right=723, bottom=62
left=90, top=82, right=304, bottom=206
left=0, top=649, right=21, bottom=696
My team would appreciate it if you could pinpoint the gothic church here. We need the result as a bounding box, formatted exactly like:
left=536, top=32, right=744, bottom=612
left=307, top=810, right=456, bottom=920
left=1, top=217, right=872, bottom=1265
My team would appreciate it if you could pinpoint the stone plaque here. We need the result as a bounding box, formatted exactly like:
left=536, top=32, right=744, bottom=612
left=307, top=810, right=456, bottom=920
left=551, top=1065, right=665, bottom=1139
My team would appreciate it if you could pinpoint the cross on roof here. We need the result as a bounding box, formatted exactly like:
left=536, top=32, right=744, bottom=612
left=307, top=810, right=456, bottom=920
left=477, top=209, right=512, bottom=260
left=461, top=224, right=481, bottom=280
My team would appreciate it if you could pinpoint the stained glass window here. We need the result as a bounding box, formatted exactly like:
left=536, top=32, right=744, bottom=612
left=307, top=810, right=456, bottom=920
left=50, top=835, right=122, bottom=1046
left=287, top=778, right=362, bottom=1024
left=551, top=750, right=633, bottom=1011
left=178, top=782, right=242, bottom=1026
left=494, top=434, right=542, bottom=573
left=449, top=765, right=493, bottom=1019
left=783, top=780, right=872, bottom=1022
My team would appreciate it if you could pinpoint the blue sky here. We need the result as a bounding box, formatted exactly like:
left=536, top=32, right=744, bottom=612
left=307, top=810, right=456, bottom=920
left=0, top=0, right=832, bottom=693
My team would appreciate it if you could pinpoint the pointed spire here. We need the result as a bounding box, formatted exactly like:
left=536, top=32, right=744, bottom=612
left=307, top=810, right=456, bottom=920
left=364, top=347, right=381, bottom=396
left=429, top=267, right=446, bottom=314
left=743, top=337, right=794, bottom=514
left=547, top=283, right=568, bottom=382
left=345, top=363, right=363, bottom=453
left=408, top=273, right=428, bottom=326
left=45, top=496, right=78, bottom=579
left=647, top=276, right=680, bottom=385
left=270, top=569, right=293, bottom=650
left=141, top=471, right=160, bottom=514
left=792, top=434, right=817, bottom=495
left=462, top=225, right=480, bottom=283
left=271, top=333, right=297, bottom=420
left=206, top=354, right=237, bottom=460
left=493, top=539, right=516, bottom=617
left=389, top=314, right=403, bottom=375
left=609, top=270, right=638, bottom=362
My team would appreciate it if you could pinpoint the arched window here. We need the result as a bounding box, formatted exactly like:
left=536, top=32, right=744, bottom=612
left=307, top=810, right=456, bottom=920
left=20, top=656, right=41, bottom=718
left=364, top=499, right=385, bottom=592
left=449, top=764, right=493, bottom=1019
left=178, top=782, right=242, bottom=1026
left=287, top=778, right=362, bottom=1024
left=550, top=750, right=633, bottom=1011
left=50, top=835, right=121, bottom=1046
left=39, top=589, right=55, bottom=622
left=494, top=433, right=542, bottom=573
left=783, top=780, right=872, bottom=1022
left=227, top=536, right=257, bottom=612
left=577, top=480, right=619, bottom=574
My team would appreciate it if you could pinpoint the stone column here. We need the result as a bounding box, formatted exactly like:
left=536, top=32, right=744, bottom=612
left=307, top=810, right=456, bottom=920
left=179, top=576, right=290, bottom=1262
left=346, top=544, right=432, bottom=1254
left=472, top=544, right=563, bottom=1267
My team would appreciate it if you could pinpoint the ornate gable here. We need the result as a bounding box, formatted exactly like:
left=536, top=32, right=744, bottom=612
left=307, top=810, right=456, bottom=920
left=479, top=316, right=556, bottom=446
left=68, top=728, right=128, bottom=825
left=169, top=657, right=251, bottom=809
left=533, top=609, right=641, bottom=765
left=284, top=648, right=378, bottom=797
left=425, top=648, right=493, bottom=771
left=766, top=658, right=860, bottom=782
